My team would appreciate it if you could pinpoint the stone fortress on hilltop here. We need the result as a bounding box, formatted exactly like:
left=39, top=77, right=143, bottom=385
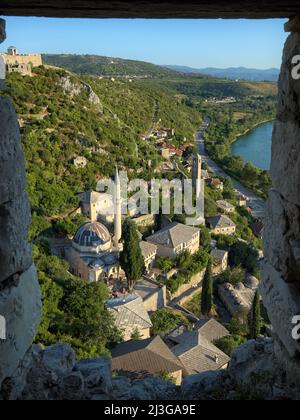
left=0, top=46, right=42, bottom=76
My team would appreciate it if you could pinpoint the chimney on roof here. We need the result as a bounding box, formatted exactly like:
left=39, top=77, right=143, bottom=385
left=214, top=355, right=219, bottom=364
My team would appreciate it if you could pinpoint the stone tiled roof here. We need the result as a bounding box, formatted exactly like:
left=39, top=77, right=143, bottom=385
left=218, top=281, right=257, bottom=315
left=134, top=277, right=162, bottom=301
left=207, top=215, right=236, bottom=229
left=146, top=222, right=200, bottom=249
left=140, top=241, right=158, bottom=258
left=216, top=200, right=235, bottom=210
left=107, top=294, right=152, bottom=331
left=172, top=331, right=230, bottom=375
left=194, top=318, right=230, bottom=342
left=210, top=249, right=228, bottom=264
left=112, top=336, right=185, bottom=375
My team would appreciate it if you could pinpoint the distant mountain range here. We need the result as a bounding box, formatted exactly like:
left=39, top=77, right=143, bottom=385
left=164, top=65, right=280, bottom=82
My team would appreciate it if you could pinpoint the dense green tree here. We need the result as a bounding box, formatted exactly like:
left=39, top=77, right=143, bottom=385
left=228, top=310, right=249, bottom=337
left=220, top=266, right=246, bottom=285
left=151, top=309, right=190, bottom=336
left=130, top=327, right=143, bottom=341
left=229, top=241, right=259, bottom=274
left=156, top=257, right=173, bottom=275
left=249, top=291, right=262, bottom=339
left=199, top=226, right=211, bottom=250
left=34, top=243, right=121, bottom=358
left=120, top=218, right=145, bottom=289
left=215, top=335, right=246, bottom=357
left=201, top=259, right=213, bottom=316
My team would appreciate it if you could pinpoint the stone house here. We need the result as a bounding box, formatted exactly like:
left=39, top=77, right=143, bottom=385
left=216, top=200, right=236, bottom=214
left=107, top=294, right=152, bottom=342
left=146, top=222, right=200, bottom=259
left=169, top=329, right=230, bottom=375
left=140, top=241, right=157, bottom=271
left=207, top=215, right=236, bottom=236
left=207, top=178, right=224, bottom=191
left=132, top=213, right=155, bottom=229
left=235, top=192, right=247, bottom=207
left=210, top=249, right=229, bottom=275
left=80, top=190, right=139, bottom=224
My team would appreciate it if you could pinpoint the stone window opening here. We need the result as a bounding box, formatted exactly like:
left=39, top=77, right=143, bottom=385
left=0, top=6, right=300, bottom=399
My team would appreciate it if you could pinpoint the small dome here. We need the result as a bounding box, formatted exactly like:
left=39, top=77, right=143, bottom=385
left=245, top=274, right=259, bottom=290
left=73, top=222, right=111, bottom=249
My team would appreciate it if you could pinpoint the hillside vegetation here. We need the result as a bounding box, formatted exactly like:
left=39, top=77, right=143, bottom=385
left=42, top=54, right=177, bottom=78
left=2, top=66, right=201, bottom=237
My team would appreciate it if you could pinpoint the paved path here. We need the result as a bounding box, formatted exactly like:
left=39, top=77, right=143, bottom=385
left=196, top=120, right=265, bottom=220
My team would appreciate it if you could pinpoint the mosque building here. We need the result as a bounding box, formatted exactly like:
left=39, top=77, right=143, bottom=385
left=65, top=168, right=123, bottom=283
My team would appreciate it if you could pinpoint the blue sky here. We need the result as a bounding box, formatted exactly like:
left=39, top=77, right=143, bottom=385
left=1, top=17, right=288, bottom=69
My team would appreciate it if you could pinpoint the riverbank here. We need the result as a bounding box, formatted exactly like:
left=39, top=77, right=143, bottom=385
left=196, top=124, right=266, bottom=220
left=230, top=118, right=274, bottom=148
left=231, top=120, right=274, bottom=170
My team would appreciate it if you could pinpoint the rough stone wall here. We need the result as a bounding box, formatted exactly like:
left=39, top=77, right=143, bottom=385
left=261, top=21, right=300, bottom=372
left=0, top=18, right=42, bottom=389
left=1, top=53, right=42, bottom=68
left=1, top=1, right=300, bottom=19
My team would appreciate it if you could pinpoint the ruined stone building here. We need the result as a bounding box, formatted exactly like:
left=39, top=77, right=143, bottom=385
left=0, top=46, right=42, bottom=76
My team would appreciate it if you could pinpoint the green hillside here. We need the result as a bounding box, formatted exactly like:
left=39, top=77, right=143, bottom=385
left=2, top=66, right=201, bottom=234
left=42, top=54, right=177, bottom=78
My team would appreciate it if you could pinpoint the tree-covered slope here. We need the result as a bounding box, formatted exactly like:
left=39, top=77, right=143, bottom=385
left=2, top=66, right=201, bottom=227
left=42, top=54, right=178, bottom=78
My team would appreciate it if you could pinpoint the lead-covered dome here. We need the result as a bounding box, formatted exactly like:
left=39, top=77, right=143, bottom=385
left=73, top=222, right=111, bottom=252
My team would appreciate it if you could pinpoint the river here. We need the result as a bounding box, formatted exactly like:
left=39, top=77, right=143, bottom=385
left=231, top=121, right=274, bottom=170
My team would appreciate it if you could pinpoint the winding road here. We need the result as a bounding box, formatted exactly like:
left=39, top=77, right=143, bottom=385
left=196, top=120, right=265, bottom=220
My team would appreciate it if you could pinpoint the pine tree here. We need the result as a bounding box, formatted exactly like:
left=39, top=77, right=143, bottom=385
left=201, top=259, right=213, bottom=316
left=250, top=290, right=262, bottom=339
left=120, top=218, right=145, bottom=290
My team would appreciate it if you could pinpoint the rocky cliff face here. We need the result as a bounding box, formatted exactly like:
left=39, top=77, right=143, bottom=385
left=261, top=23, right=300, bottom=377
left=0, top=18, right=42, bottom=389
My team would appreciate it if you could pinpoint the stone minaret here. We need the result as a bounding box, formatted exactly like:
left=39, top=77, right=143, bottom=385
left=192, top=153, right=202, bottom=198
left=114, top=166, right=122, bottom=248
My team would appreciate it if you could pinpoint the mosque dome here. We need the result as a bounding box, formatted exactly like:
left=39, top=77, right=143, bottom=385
left=73, top=222, right=111, bottom=252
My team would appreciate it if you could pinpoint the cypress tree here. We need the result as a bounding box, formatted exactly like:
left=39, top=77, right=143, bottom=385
left=250, top=290, right=262, bottom=339
left=201, top=259, right=213, bottom=316
left=120, top=218, right=145, bottom=290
